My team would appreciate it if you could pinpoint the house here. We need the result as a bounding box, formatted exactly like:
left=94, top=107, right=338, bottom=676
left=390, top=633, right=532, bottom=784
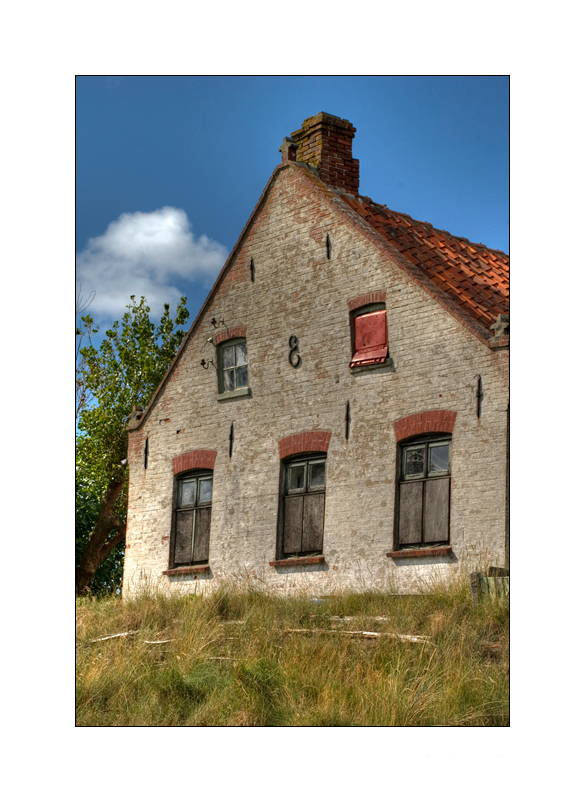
left=123, top=112, right=509, bottom=597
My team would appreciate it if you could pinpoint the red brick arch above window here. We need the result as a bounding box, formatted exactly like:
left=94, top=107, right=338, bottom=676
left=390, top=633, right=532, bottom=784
left=214, top=326, right=247, bottom=346
left=393, top=411, right=456, bottom=442
left=173, top=449, right=217, bottom=475
left=279, top=431, right=331, bottom=460
left=347, top=291, right=386, bottom=311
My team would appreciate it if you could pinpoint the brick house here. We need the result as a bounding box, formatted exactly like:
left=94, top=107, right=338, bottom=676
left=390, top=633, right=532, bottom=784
left=123, top=112, right=509, bottom=597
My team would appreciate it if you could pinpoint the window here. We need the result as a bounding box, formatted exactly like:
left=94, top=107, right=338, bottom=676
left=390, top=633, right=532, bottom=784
left=218, top=338, right=248, bottom=393
left=397, top=437, right=451, bottom=548
left=173, top=472, right=213, bottom=565
left=350, top=304, right=388, bottom=367
left=281, top=455, right=326, bottom=556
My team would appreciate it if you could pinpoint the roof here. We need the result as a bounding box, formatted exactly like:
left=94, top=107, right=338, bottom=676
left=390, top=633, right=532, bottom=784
left=338, top=192, right=509, bottom=339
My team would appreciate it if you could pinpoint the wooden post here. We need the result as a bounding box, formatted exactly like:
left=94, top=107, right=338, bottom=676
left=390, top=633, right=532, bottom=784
left=470, top=572, right=482, bottom=604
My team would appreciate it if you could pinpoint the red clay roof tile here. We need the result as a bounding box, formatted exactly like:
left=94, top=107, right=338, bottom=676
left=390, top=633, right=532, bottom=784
left=337, top=192, right=509, bottom=339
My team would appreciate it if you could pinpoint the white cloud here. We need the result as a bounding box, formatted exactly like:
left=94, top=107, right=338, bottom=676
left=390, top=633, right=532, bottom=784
left=76, top=207, right=228, bottom=322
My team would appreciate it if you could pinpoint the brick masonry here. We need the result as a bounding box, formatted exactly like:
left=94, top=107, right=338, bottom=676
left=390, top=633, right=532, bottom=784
left=172, top=449, right=217, bottom=475
left=279, top=431, right=331, bottom=460
left=214, top=325, right=247, bottom=346
left=290, top=113, right=360, bottom=196
left=347, top=292, right=387, bottom=311
left=123, top=161, right=509, bottom=598
left=393, top=410, right=457, bottom=442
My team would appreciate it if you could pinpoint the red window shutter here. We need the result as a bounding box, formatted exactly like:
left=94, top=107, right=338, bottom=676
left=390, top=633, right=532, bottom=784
left=350, top=310, right=388, bottom=367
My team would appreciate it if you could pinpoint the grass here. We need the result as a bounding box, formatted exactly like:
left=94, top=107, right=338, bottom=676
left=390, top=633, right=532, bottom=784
left=76, top=577, right=509, bottom=726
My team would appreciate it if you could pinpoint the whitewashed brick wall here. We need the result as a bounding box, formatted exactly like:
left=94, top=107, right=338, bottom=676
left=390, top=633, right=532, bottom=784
left=123, top=166, right=509, bottom=597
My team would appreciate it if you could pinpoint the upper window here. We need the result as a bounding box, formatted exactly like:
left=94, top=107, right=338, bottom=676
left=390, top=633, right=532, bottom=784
left=218, top=338, right=248, bottom=394
left=350, top=304, right=388, bottom=367
left=281, top=455, right=326, bottom=557
left=397, top=437, right=451, bottom=548
left=173, top=471, right=213, bottom=566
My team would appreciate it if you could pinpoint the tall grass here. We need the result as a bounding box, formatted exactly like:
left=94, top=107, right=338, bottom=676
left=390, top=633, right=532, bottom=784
left=76, top=577, right=509, bottom=726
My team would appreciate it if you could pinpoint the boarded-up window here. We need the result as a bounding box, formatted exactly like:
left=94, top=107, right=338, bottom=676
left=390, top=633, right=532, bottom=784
left=397, top=438, right=451, bottom=548
left=173, top=473, right=213, bottom=565
left=350, top=309, right=388, bottom=367
left=282, top=456, right=326, bottom=556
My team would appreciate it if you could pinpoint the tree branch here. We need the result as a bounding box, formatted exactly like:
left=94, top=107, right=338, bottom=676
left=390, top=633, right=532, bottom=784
left=76, top=477, right=126, bottom=595
left=98, top=523, right=127, bottom=564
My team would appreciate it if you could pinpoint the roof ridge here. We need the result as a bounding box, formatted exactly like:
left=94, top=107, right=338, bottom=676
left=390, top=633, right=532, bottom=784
left=356, top=196, right=509, bottom=257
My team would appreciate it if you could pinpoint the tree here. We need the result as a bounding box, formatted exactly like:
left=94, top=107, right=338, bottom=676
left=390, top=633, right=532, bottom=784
left=76, top=296, right=189, bottom=595
left=76, top=286, right=97, bottom=423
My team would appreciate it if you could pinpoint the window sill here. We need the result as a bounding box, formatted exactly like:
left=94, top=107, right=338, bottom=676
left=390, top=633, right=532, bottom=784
left=386, top=546, right=452, bottom=559
left=269, top=555, right=325, bottom=568
left=216, top=387, right=251, bottom=401
left=350, top=358, right=394, bottom=374
left=163, top=565, right=210, bottom=576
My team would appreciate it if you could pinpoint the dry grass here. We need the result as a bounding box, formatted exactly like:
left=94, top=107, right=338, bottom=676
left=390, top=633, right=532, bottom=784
left=76, top=577, right=509, bottom=726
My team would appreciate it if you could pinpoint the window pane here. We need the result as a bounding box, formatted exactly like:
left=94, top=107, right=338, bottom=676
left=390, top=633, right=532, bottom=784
left=309, top=461, right=326, bottom=489
left=404, top=447, right=425, bottom=477
left=429, top=444, right=450, bottom=474
left=235, top=342, right=247, bottom=366
left=198, top=477, right=213, bottom=505
left=223, top=368, right=235, bottom=391
left=288, top=463, right=305, bottom=492
left=181, top=481, right=195, bottom=506
left=236, top=365, right=248, bottom=388
left=223, top=346, right=235, bottom=369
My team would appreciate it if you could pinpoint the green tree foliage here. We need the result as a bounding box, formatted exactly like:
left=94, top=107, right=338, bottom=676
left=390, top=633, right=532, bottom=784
left=76, top=296, right=189, bottom=595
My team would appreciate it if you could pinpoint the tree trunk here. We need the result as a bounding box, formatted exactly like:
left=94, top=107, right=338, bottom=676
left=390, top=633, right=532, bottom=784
left=76, top=479, right=126, bottom=595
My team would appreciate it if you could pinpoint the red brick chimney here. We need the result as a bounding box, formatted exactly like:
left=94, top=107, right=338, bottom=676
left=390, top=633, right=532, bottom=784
left=289, top=112, right=359, bottom=196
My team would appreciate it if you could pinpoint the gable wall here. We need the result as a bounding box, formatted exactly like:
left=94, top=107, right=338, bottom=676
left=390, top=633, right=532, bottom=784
left=123, top=166, right=509, bottom=596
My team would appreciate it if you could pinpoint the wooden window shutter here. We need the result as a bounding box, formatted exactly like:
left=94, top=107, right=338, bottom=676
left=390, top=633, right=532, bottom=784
left=423, top=478, right=450, bottom=543
left=282, top=457, right=326, bottom=556
left=283, top=495, right=325, bottom=555
left=193, top=507, right=212, bottom=562
left=302, top=493, right=325, bottom=552
left=398, top=482, right=423, bottom=544
left=174, top=509, right=195, bottom=563
left=397, top=439, right=451, bottom=548
left=283, top=496, right=304, bottom=554
left=173, top=474, right=213, bottom=565
left=350, top=310, right=388, bottom=367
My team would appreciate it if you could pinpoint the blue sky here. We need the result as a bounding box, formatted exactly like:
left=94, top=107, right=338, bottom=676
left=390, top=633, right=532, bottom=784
left=76, top=76, right=509, bottom=330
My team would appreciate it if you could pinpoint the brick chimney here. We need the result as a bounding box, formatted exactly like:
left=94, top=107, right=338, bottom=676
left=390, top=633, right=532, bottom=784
left=289, top=112, right=359, bottom=196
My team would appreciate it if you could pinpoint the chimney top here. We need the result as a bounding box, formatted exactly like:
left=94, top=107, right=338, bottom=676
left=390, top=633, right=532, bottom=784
left=287, top=112, right=359, bottom=195
left=279, top=137, right=298, bottom=163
